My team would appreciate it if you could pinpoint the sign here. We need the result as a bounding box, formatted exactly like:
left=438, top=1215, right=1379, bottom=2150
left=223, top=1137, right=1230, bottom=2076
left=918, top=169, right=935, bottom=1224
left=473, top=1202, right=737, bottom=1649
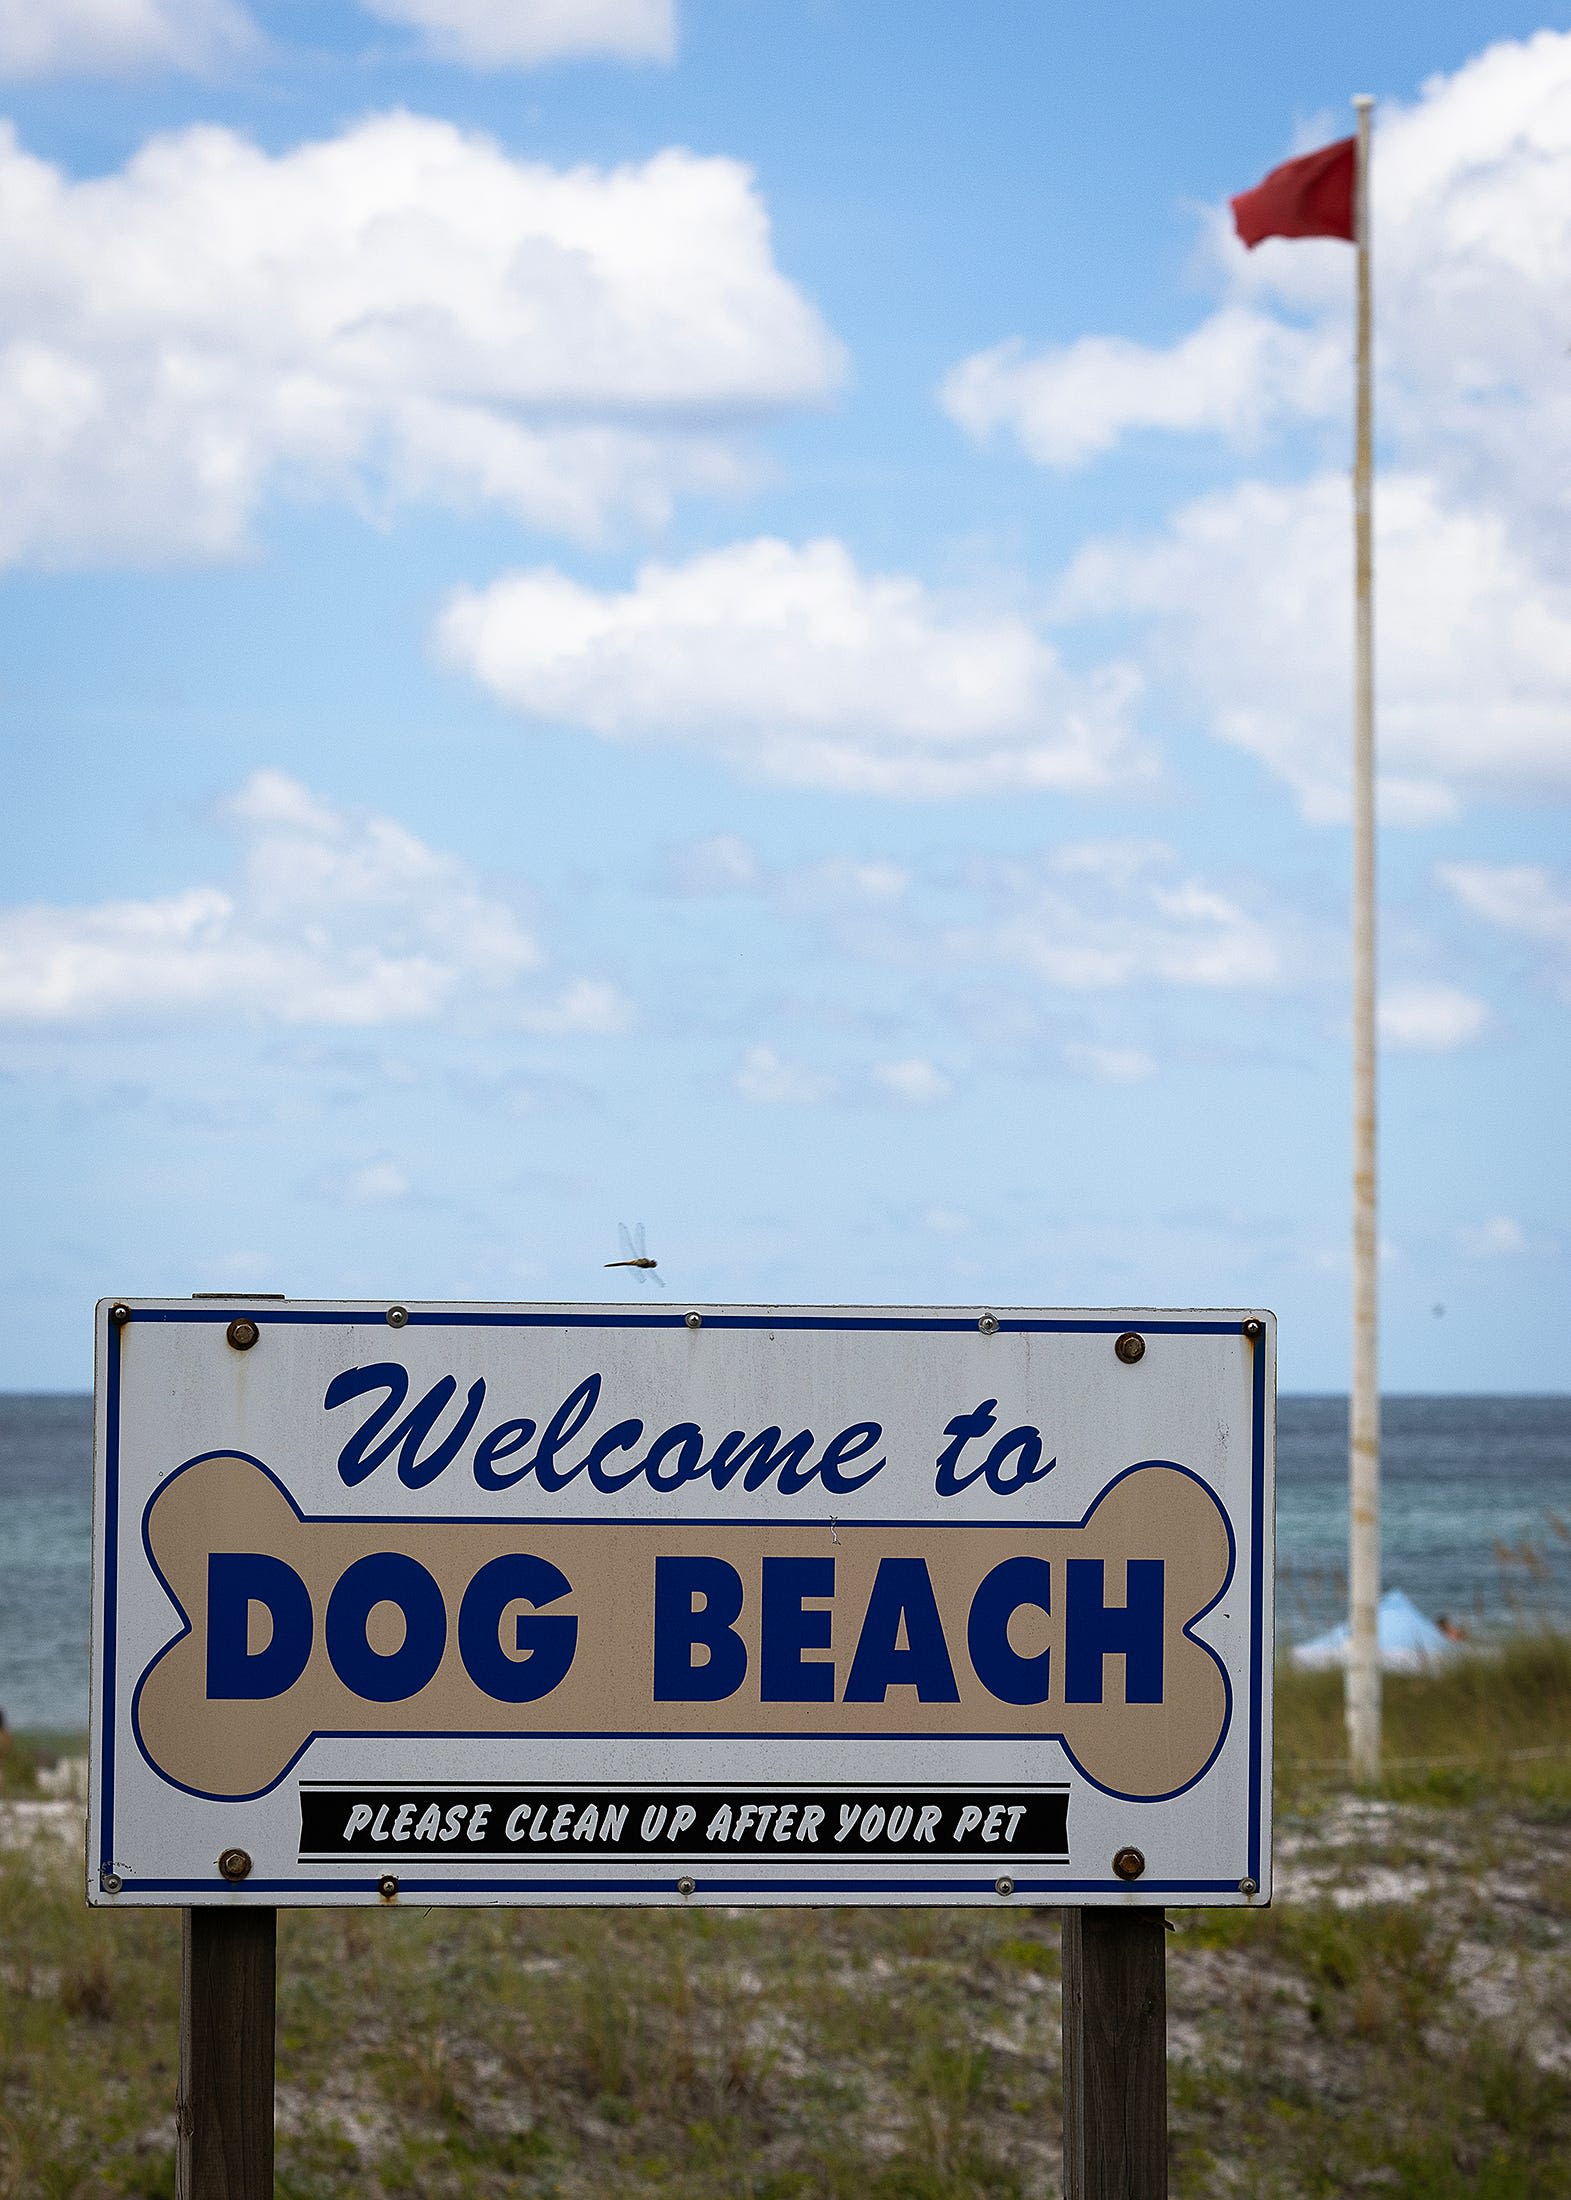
left=90, top=1299, right=1274, bottom=1908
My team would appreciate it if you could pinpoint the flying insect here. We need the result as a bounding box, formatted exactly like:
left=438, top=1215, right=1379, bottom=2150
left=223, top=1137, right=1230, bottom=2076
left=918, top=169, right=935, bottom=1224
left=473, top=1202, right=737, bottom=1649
left=605, top=1221, right=664, bottom=1285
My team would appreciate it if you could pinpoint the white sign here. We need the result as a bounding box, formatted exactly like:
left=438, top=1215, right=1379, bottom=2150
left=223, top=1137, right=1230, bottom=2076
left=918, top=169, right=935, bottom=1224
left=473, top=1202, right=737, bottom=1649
left=90, top=1299, right=1274, bottom=1908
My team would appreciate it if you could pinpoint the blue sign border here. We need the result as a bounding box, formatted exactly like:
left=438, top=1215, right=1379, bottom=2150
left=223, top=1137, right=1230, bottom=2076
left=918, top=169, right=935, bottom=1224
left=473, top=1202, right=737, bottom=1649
left=96, top=1305, right=1269, bottom=1902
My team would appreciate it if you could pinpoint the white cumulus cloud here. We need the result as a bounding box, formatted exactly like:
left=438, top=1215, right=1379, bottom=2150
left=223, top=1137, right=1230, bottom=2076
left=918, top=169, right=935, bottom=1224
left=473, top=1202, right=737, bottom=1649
left=0, top=114, right=840, bottom=564
left=1441, top=862, right=1571, bottom=950
left=359, top=0, right=674, bottom=67
left=0, top=770, right=625, bottom=1029
left=438, top=536, right=1147, bottom=798
left=1441, top=860, right=1571, bottom=1000
left=518, top=978, right=632, bottom=1036
left=1459, top=1214, right=1530, bottom=1259
left=1377, top=982, right=1488, bottom=1052
left=872, top=1057, right=951, bottom=1104
left=339, top=1161, right=413, bottom=1206
left=942, top=308, right=1345, bottom=470
left=660, top=831, right=1289, bottom=1007
left=0, top=0, right=255, bottom=78
left=1057, top=472, right=1571, bottom=821
left=1062, top=1041, right=1157, bottom=1083
left=947, top=32, right=1571, bottom=818
left=661, top=834, right=765, bottom=896
left=950, top=842, right=1283, bottom=992
left=734, top=1045, right=835, bottom=1104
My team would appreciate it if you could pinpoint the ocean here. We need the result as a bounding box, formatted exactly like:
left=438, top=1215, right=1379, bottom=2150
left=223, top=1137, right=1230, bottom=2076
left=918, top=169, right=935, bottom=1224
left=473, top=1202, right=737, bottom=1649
left=2, top=1393, right=1568, bottom=1733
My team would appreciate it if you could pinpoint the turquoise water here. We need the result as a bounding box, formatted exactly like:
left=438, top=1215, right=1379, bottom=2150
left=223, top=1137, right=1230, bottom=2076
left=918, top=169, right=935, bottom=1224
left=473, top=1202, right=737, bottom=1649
left=1275, top=1395, right=1571, bottom=1643
left=2, top=1396, right=93, bottom=1733
left=2, top=1394, right=1568, bottom=1731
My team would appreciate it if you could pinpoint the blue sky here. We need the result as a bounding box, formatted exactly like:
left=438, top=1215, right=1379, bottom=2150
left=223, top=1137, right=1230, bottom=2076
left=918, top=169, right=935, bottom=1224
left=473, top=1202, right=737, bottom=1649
left=2, top=0, right=1568, bottom=1391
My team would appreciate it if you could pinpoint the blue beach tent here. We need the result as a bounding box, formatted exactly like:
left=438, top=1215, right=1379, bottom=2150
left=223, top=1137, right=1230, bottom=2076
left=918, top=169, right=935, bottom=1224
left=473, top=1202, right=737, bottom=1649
left=1290, top=1589, right=1464, bottom=1672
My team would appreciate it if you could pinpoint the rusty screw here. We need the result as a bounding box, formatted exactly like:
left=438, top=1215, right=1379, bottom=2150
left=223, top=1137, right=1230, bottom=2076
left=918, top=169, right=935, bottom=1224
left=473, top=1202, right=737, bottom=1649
left=109, top=1302, right=132, bottom=1327
left=1112, top=1846, right=1146, bottom=1881
left=378, top=1874, right=399, bottom=1901
left=1242, top=1317, right=1263, bottom=1340
left=218, top=1848, right=252, bottom=1881
left=1114, top=1332, right=1145, bottom=1365
left=226, top=1318, right=259, bottom=1352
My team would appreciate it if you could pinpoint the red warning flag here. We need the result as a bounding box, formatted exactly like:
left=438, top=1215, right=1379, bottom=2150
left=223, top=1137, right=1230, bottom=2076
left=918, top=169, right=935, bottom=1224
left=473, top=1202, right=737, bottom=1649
left=1231, top=137, right=1356, bottom=248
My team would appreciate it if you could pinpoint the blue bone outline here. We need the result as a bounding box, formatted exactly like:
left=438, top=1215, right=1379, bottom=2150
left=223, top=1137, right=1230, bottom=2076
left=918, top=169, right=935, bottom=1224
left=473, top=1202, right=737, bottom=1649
left=129, top=1450, right=1236, bottom=1807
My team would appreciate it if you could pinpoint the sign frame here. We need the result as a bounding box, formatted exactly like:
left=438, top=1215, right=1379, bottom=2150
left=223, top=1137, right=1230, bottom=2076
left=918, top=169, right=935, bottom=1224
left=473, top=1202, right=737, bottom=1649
left=90, top=1298, right=1274, bottom=1909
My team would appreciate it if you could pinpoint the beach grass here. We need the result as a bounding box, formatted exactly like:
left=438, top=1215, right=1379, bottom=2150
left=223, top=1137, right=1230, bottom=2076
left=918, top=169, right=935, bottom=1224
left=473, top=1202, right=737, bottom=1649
left=2, top=1645, right=1570, bottom=2196
left=1276, top=1628, right=1571, bottom=1804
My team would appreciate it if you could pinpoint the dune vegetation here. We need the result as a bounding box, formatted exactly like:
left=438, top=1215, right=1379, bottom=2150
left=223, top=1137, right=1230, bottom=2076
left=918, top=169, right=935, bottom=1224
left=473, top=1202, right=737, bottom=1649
left=2, top=1641, right=1570, bottom=2198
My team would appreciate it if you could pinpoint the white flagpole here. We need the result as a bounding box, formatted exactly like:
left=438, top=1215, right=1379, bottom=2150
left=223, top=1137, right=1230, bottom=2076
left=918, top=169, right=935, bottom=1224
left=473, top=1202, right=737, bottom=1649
left=1346, top=92, right=1381, bottom=1783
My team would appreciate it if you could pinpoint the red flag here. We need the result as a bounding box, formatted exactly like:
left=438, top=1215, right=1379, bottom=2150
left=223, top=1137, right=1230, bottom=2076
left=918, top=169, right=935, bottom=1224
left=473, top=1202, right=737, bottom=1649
left=1231, top=137, right=1355, bottom=248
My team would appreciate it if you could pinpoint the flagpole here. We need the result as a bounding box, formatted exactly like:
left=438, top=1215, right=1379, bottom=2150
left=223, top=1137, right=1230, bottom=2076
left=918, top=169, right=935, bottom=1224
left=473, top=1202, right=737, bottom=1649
left=1346, top=92, right=1380, bottom=1784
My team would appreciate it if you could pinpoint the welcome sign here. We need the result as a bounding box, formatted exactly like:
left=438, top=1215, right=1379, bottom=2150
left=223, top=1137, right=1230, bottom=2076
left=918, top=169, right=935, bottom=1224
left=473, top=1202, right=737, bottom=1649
left=89, top=1300, right=1274, bottom=1908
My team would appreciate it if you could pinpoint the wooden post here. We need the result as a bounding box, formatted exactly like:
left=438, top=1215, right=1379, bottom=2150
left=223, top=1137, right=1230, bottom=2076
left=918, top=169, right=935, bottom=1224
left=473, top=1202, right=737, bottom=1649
left=1061, top=1907, right=1167, bottom=2200
left=177, top=1907, right=276, bottom=2200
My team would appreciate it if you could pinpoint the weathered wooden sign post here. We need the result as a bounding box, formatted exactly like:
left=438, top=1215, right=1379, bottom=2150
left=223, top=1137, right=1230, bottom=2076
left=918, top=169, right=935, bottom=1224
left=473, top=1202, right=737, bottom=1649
left=91, top=1297, right=1274, bottom=2199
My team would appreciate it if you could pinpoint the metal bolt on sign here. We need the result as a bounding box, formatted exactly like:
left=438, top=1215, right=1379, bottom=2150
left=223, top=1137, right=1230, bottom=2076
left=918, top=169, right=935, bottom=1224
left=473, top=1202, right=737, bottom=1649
left=685, top=1311, right=703, bottom=1330
left=995, top=1876, right=1015, bottom=1897
left=677, top=1876, right=697, bottom=1896
left=386, top=1305, right=409, bottom=1329
left=226, top=1319, right=259, bottom=1352
left=218, top=1849, right=252, bottom=1882
left=978, top=1312, right=999, bottom=1335
left=1114, top=1332, right=1145, bottom=1364
left=1242, top=1318, right=1263, bottom=1340
left=110, top=1302, right=132, bottom=1326
left=377, top=1875, right=399, bottom=1901
left=1112, top=1847, right=1147, bottom=1881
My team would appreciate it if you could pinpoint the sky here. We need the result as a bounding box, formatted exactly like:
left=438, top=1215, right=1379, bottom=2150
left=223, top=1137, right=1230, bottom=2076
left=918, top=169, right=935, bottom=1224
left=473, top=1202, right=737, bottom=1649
left=1, top=0, right=1568, bottom=1393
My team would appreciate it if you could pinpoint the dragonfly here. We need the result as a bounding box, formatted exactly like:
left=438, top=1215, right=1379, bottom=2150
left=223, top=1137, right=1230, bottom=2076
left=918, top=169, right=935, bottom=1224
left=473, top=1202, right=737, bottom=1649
left=605, top=1221, right=664, bottom=1286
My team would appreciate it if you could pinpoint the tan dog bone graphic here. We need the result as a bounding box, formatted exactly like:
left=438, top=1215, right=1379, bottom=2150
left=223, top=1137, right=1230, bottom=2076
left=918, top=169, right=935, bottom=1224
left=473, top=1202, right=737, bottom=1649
left=133, top=1455, right=1234, bottom=1802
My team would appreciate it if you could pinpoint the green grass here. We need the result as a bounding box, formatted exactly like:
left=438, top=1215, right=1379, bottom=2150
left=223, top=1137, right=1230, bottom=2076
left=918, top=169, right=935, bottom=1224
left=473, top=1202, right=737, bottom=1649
left=0, top=1734, right=86, bottom=1797
left=0, top=1867, right=1057, bottom=2198
left=4, top=1644, right=1571, bottom=2195
left=1276, top=1629, right=1571, bottom=1804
